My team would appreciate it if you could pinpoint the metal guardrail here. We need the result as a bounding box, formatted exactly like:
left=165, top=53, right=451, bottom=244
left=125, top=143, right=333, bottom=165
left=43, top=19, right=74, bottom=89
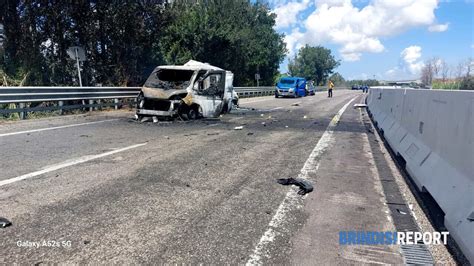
left=0, top=86, right=141, bottom=103
left=234, top=86, right=347, bottom=97
left=0, top=86, right=141, bottom=119
left=0, top=86, right=275, bottom=119
left=234, top=87, right=274, bottom=97
left=0, top=86, right=349, bottom=119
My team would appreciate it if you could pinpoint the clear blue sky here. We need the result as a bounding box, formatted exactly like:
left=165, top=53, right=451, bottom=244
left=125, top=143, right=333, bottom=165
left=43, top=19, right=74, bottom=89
left=269, top=0, right=474, bottom=81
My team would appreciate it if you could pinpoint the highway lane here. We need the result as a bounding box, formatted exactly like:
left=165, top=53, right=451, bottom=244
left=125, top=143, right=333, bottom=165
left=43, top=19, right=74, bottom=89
left=1, top=90, right=406, bottom=263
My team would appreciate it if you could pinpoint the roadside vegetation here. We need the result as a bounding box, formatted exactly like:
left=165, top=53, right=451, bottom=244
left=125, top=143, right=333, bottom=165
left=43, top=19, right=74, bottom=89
left=0, top=0, right=286, bottom=87
left=421, top=57, right=473, bottom=90
left=0, top=69, right=26, bottom=119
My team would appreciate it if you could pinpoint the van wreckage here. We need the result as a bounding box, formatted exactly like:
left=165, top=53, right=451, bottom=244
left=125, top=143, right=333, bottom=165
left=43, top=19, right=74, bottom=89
left=136, top=60, right=238, bottom=120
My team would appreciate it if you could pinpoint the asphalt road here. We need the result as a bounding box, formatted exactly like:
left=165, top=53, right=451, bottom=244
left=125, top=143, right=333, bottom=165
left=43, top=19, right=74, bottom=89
left=0, top=90, right=438, bottom=263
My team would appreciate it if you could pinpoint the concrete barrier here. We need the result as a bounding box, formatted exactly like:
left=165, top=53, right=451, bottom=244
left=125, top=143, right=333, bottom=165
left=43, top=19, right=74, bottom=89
left=367, top=87, right=474, bottom=263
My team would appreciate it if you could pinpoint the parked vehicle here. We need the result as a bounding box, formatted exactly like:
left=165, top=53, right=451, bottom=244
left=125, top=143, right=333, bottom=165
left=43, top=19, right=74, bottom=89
left=136, top=60, right=235, bottom=120
left=275, top=77, right=307, bottom=98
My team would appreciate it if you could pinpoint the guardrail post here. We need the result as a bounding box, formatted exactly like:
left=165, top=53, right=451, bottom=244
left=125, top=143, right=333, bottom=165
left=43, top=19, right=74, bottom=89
left=18, top=103, right=26, bottom=120
left=89, top=99, right=93, bottom=112
left=58, top=101, right=64, bottom=115
left=114, top=98, right=119, bottom=110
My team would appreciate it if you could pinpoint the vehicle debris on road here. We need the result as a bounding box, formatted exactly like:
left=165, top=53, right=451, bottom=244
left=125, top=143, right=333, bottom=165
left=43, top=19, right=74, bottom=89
left=0, top=217, right=12, bottom=228
left=277, top=177, right=314, bottom=195
left=354, top=103, right=368, bottom=108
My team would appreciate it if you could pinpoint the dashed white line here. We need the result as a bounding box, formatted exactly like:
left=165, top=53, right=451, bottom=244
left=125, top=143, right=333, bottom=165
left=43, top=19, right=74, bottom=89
left=246, top=96, right=358, bottom=265
left=270, top=107, right=283, bottom=111
left=0, top=119, right=120, bottom=137
left=0, top=143, right=147, bottom=187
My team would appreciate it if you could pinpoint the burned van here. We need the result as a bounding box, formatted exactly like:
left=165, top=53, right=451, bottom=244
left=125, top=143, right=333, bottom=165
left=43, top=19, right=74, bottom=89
left=136, top=60, right=234, bottom=120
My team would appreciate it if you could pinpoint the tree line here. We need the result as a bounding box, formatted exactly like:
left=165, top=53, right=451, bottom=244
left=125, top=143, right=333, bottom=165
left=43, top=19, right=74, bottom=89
left=287, top=45, right=339, bottom=86
left=0, top=0, right=287, bottom=87
left=421, top=57, right=473, bottom=90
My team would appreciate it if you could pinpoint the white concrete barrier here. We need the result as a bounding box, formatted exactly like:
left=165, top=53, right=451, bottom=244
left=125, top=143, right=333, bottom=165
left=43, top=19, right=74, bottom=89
left=367, top=87, right=474, bottom=263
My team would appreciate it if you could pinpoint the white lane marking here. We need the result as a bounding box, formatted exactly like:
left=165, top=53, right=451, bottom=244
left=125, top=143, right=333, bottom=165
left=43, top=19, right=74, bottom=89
left=0, top=143, right=147, bottom=187
left=246, top=96, right=358, bottom=265
left=0, top=119, right=120, bottom=137
left=269, top=107, right=283, bottom=111
left=240, top=98, right=274, bottom=104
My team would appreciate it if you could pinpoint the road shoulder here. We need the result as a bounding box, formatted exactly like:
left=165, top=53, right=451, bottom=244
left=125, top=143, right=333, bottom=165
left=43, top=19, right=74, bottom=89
left=290, top=101, right=404, bottom=264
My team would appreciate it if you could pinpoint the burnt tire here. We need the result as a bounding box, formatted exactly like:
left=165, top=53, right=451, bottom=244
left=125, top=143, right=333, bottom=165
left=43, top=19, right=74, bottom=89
left=188, top=108, right=198, bottom=120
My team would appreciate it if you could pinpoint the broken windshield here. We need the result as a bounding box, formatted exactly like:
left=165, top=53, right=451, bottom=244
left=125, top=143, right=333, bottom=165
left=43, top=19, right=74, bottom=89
left=144, top=69, right=194, bottom=90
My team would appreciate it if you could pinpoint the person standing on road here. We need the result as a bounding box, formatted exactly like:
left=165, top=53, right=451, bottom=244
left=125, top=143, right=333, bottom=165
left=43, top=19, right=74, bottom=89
left=328, top=80, right=334, bottom=98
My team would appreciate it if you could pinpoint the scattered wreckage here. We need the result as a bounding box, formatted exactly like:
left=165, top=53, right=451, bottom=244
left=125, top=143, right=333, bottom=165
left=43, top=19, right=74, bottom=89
left=277, top=178, right=314, bottom=195
left=136, top=60, right=239, bottom=121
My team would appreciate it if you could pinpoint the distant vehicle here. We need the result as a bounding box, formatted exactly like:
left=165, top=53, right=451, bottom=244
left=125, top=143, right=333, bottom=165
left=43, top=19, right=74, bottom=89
left=136, top=60, right=235, bottom=120
left=275, top=77, right=307, bottom=98
left=352, top=85, right=361, bottom=90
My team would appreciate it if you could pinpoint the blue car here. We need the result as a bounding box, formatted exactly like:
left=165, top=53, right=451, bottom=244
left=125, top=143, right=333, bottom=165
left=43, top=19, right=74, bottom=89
left=275, top=77, right=307, bottom=98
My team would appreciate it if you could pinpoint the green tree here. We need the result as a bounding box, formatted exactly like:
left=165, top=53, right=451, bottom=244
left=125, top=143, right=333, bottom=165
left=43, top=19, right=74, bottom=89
left=1, top=1, right=169, bottom=86
left=1, top=0, right=284, bottom=87
left=346, top=79, right=379, bottom=87
left=329, top=72, right=345, bottom=86
left=288, top=45, right=339, bottom=86
left=160, top=0, right=286, bottom=86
